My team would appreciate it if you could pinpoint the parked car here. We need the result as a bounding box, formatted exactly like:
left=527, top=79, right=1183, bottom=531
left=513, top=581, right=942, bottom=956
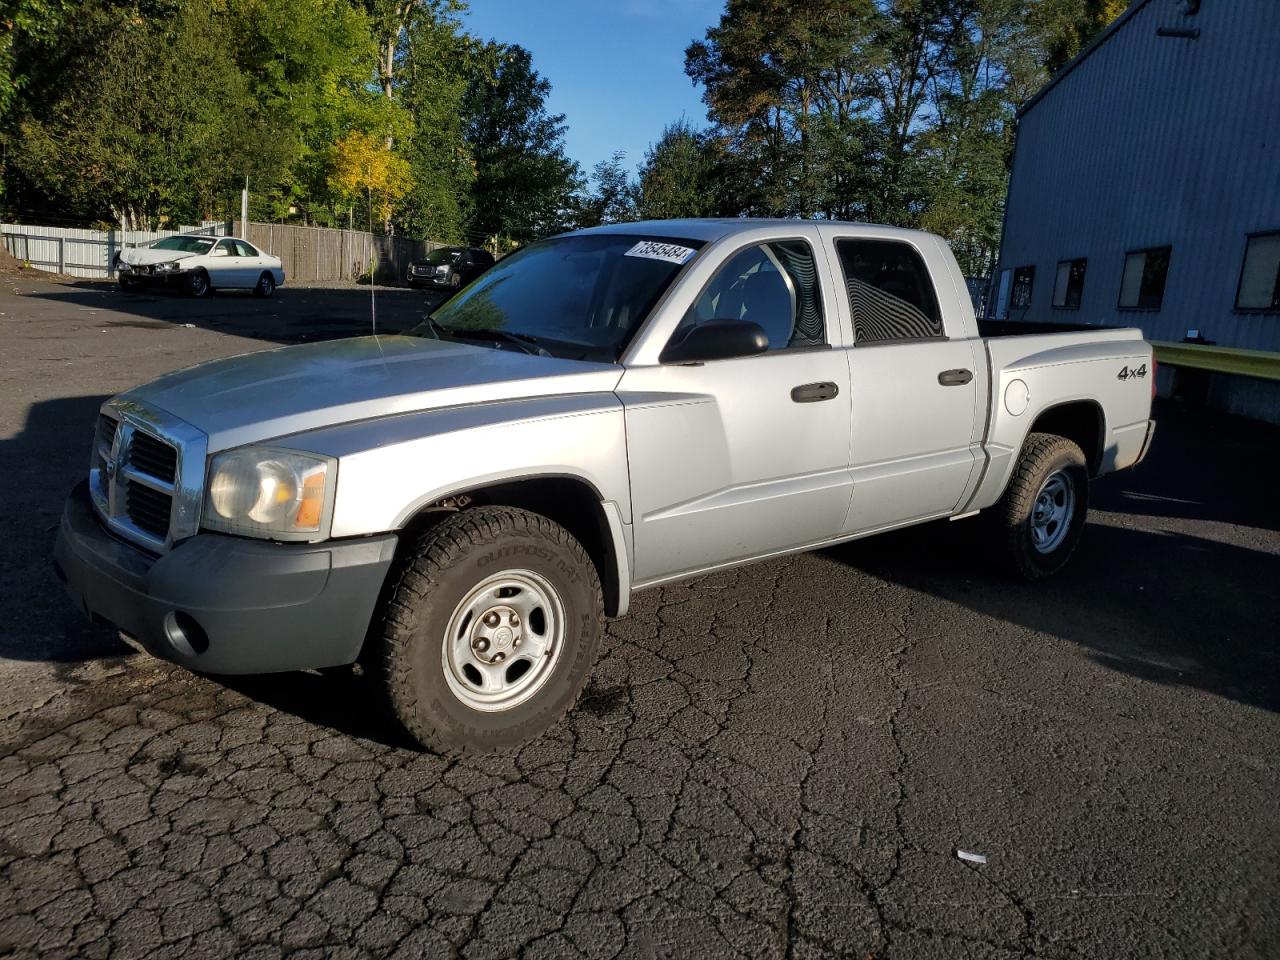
left=406, top=246, right=494, bottom=289
left=116, top=235, right=285, bottom=298
left=56, top=219, right=1155, bottom=754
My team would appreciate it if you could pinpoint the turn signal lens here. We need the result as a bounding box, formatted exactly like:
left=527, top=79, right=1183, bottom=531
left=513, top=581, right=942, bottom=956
left=294, top=471, right=327, bottom=529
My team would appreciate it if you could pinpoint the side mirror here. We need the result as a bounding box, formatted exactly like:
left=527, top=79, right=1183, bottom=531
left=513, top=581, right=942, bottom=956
left=660, top=320, right=770, bottom=364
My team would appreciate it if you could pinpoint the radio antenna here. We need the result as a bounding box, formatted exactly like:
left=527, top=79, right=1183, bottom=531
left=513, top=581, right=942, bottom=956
left=367, top=188, right=377, bottom=336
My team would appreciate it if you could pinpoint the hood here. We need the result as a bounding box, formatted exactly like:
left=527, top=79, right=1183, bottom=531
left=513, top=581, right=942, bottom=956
left=121, top=247, right=202, bottom=266
left=120, top=335, right=623, bottom=452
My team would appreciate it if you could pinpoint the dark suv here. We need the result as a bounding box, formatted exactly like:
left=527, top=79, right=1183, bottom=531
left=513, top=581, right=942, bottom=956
left=406, top=246, right=495, bottom=290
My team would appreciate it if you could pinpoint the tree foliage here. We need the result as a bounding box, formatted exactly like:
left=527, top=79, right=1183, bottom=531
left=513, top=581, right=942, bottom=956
left=636, top=121, right=730, bottom=220
left=0, top=0, right=1127, bottom=257
left=463, top=42, right=579, bottom=246
left=329, top=130, right=412, bottom=230
left=683, top=0, right=1127, bottom=274
left=0, top=0, right=578, bottom=241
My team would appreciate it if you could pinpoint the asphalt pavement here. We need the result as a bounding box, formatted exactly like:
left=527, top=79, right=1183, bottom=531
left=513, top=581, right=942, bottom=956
left=1, top=272, right=1277, bottom=959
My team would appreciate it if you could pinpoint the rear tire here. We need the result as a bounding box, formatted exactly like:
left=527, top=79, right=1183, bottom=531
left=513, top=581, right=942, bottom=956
left=371, top=506, right=604, bottom=754
left=253, top=271, right=276, bottom=297
left=989, top=432, right=1089, bottom=580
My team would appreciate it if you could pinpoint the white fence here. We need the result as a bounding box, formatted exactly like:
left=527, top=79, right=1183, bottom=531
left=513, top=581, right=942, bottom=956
left=1, top=220, right=441, bottom=284
left=1, top=222, right=231, bottom=279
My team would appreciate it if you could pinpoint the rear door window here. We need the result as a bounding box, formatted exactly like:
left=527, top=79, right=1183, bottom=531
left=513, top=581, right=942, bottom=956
left=836, top=239, right=944, bottom=344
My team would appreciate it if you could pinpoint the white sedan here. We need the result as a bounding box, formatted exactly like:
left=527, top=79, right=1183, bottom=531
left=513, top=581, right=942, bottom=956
left=116, top=235, right=285, bottom=298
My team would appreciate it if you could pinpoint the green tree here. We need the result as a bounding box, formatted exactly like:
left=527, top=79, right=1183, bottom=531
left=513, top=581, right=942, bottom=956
left=1035, top=0, right=1128, bottom=73
left=636, top=121, right=726, bottom=220
left=11, top=1, right=250, bottom=228
left=686, top=0, right=879, bottom=217
left=222, top=0, right=379, bottom=222
left=462, top=42, right=579, bottom=245
left=575, top=151, right=636, bottom=228
left=396, top=3, right=475, bottom=241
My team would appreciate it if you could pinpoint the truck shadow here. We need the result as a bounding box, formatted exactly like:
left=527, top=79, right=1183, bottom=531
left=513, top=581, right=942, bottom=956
left=0, top=394, right=133, bottom=667
left=1091, top=402, right=1280, bottom=532
left=824, top=513, right=1280, bottom=715
left=20, top=280, right=449, bottom=345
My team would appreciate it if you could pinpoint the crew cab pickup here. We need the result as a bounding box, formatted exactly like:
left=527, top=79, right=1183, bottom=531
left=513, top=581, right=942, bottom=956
left=54, top=219, right=1156, bottom=752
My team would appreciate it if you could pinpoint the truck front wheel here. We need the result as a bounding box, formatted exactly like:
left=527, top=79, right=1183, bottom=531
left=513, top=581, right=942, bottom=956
left=372, top=506, right=604, bottom=753
left=989, top=432, right=1089, bottom=580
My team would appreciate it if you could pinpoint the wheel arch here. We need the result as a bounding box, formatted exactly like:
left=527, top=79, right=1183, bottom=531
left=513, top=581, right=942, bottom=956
left=1025, top=399, right=1106, bottom=476
left=398, top=473, right=631, bottom=618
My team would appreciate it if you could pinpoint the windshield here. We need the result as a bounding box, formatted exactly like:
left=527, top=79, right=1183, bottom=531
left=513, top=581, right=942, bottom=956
left=150, top=236, right=216, bottom=254
left=422, top=247, right=463, bottom=265
left=414, top=234, right=703, bottom=361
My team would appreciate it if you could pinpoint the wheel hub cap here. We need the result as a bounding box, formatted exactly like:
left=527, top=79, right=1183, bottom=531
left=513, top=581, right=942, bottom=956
left=443, top=570, right=565, bottom=712
left=1029, top=470, right=1074, bottom=554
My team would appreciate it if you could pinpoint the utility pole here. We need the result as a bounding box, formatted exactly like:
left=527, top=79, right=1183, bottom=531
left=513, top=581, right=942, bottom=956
left=240, top=176, right=249, bottom=236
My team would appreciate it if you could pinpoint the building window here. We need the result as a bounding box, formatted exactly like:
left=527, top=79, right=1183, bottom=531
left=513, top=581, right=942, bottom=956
left=1053, top=258, right=1087, bottom=309
left=1236, top=232, right=1280, bottom=312
left=1119, top=246, right=1171, bottom=310
left=1010, top=266, right=1035, bottom=310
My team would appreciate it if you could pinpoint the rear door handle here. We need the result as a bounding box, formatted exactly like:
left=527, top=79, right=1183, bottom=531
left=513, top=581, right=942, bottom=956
left=791, top=381, right=839, bottom=403
left=937, top=368, right=973, bottom=386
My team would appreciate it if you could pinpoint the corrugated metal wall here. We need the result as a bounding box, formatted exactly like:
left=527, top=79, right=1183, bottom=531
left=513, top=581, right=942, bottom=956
left=999, top=0, right=1280, bottom=360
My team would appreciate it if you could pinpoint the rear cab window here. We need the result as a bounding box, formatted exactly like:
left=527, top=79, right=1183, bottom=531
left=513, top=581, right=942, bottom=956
left=835, top=238, right=945, bottom=345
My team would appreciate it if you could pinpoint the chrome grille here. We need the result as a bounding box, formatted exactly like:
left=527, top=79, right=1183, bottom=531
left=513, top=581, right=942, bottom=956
left=89, top=404, right=204, bottom=553
left=127, top=431, right=178, bottom=480
left=120, top=431, right=177, bottom=538
left=124, top=480, right=172, bottom=536
left=97, top=414, right=118, bottom=454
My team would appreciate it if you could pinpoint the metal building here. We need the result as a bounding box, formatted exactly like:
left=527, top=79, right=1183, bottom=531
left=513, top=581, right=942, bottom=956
left=995, top=0, right=1280, bottom=422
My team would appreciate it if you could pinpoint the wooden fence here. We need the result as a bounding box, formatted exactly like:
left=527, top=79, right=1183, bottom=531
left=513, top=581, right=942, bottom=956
left=239, top=222, right=441, bottom=284
left=1, top=220, right=440, bottom=285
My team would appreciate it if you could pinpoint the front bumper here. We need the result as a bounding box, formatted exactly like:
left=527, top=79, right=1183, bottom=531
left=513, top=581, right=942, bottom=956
left=407, top=272, right=452, bottom=287
left=53, top=481, right=397, bottom=674
left=118, top=268, right=191, bottom=287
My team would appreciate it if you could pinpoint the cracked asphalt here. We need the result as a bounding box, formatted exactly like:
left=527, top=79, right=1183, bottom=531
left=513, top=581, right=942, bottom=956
left=1, top=273, right=1278, bottom=958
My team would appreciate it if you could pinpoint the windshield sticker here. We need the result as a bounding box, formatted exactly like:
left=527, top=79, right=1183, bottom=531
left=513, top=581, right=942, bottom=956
left=624, top=240, right=697, bottom=265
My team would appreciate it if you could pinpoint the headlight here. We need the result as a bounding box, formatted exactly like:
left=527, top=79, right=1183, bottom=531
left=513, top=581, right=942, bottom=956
left=435, top=264, right=449, bottom=274
left=155, top=261, right=181, bottom=272
left=203, top=447, right=335, bottom=540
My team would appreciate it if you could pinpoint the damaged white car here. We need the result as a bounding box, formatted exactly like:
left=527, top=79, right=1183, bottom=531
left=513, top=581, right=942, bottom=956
left=115, top=235, right=285, bottom=298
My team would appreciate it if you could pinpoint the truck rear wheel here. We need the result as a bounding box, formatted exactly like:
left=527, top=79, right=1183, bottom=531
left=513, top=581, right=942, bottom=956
left=989, top=432, right=1089, bottom=580
left=372, top=506, right=604, bottom=753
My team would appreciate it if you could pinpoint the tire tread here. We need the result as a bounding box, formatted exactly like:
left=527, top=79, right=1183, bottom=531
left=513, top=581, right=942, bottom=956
left=990, top=432, right=1088, bottom=580
left=371, top=506, right=603, bottom=754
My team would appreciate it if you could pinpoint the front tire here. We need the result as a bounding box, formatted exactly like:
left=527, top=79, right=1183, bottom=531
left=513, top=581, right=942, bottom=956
left=189, top=269, right=211, bottom=298
left=989, top=432, right=1089, bottom=580
left=372, top=507, right=604, bottom=754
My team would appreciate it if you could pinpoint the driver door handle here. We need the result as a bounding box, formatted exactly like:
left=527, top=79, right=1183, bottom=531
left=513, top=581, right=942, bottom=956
left=791, top=381, right=839, bottom=403
left=938, top=368, right=973, bottom=386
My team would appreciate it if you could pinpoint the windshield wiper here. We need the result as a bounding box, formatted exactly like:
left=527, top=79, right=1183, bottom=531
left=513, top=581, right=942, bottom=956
left=435, top=325, right=551, bottom=357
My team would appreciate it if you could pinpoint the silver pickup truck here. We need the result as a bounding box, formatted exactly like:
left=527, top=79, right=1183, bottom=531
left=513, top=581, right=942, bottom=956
left=55, top=219, right=1156, bottom=752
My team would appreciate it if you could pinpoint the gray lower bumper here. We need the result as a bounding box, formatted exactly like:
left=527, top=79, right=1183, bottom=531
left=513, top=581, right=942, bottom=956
left=53, top=481, right=397, bottom=674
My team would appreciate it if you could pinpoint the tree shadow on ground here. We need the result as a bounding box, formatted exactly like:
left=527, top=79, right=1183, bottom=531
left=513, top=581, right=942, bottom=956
left=20, top=280, right=450, bottom=345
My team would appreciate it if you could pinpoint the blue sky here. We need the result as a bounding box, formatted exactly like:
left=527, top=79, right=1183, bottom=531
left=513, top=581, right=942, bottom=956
left=461, top=0, right=723, bottom=177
